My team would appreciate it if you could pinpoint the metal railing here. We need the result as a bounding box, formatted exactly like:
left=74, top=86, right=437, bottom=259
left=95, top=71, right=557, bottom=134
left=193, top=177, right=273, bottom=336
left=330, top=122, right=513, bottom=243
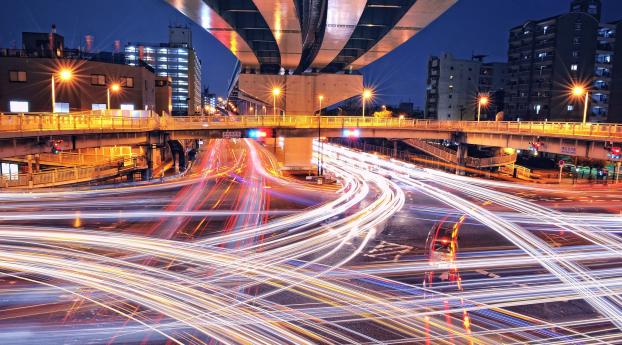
left=402, top=139, right=457, bottom=163
left=403, top=139, right=517, bottom=168
left=499, top=164, right=532, bottom=180
left=0, top=110, right=157, bottom=136
left=1, top=112, right=622, bottom=141
left=0, top=157, right=145, bottom=188
left=7, top=152, right=138, bottom=167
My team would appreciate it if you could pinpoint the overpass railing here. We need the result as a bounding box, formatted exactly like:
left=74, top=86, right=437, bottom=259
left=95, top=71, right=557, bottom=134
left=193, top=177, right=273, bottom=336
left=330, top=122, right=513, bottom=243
left=167, top=115, right=622, bottom=139
left=1, top=113, right=622, bottom=141
left=0, top=110, right=157, bottom=135
left=0, top=156, right=145, bottom=188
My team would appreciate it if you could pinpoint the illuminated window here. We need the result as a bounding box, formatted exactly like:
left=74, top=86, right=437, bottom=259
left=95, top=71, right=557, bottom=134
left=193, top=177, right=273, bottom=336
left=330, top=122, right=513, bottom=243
left=9, top=101, right=28, bottom=112
left=120, top=104, right=135, bottom=111
left=158, top=48, right=168, bottom=54
left=54, top=102, right=69, bottom=113
left=9, top=71, right=27, bottom=82
left=120, top=77, right=134, bottom=88
left=571, top=64, right=578, bottom=71
left=91, top=74, right=106, bottom=86
left=1, top=162, right=18, bottom=181
left=92, top=104, right=106, bottom=110
left=567, top=105, right=574, bottom=111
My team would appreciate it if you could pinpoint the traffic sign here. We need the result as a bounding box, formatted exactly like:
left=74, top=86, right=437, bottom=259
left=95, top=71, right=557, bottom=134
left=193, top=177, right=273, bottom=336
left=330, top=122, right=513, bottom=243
left=558, top=160, right=565, bottom=168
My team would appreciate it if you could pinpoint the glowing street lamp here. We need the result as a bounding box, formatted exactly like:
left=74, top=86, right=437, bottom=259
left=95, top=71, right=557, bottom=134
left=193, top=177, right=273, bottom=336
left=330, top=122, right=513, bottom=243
left=107, top=83, right=121, bottom=110
left=362, top=88, right=373, bottom=118
left=317, top=94, right=325, bottom=177
left=51, top=68, right=73, bottom=113
left=572, top=85, right=589, bottom=124
left=272, top=87, right=281, bottom=119
left=477, top=94, right=489, bottom=122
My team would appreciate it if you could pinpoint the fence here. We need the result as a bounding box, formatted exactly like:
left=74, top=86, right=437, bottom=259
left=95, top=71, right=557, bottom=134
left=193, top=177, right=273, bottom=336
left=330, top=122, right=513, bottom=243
left=1, top=112, right=622, bottom=141
left=0, top=157, right=145, bottom=188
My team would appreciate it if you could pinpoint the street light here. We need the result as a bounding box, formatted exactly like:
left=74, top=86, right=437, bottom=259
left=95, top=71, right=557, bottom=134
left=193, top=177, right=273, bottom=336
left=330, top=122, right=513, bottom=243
left=51, top=68, right=73, bottom=113
left=477, top=94, right=489, bottom=122
left=317, top=95, right=325, bottom=176
left=362, top=88, right=373, bottom=118
left=272, top=87, right=281, bottom=119
left=572, top=85, right=589, bottom=124
left=107, top=83, right=121, bottom=111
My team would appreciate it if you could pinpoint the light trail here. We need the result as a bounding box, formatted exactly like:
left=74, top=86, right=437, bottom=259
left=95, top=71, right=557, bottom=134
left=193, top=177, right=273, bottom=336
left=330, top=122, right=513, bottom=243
left=0, top=139, right=621, bottom=343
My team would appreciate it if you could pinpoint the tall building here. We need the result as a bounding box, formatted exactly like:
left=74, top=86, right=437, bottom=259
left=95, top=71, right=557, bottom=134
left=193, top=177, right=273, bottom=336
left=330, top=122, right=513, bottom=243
left=505, top=0, right=622, bottom=122
left=425, top=53, right=507, bottom=121
left=125, top=25, right=201, bottom=116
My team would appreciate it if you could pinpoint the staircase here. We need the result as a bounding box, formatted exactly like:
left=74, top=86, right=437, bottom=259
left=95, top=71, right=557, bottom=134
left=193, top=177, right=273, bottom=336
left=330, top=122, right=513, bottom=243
left=402, top=139, right=517, bottom=168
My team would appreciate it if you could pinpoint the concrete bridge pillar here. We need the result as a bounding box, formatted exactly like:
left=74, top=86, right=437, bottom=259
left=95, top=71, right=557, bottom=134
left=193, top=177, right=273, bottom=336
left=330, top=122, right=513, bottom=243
left=456, top=143, right=468, bottom=175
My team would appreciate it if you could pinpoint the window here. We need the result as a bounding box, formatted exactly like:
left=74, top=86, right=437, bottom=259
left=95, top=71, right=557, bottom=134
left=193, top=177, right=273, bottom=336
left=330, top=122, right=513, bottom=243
left=92, top=104, right=106, bottom=110
left=1, top=162, right=19, bottom=181
left=120, top=104, right=134, bottom=111
left=543, top=26, right=549, bottom=34
left=91, top=74, right=106, bottom=86
left=9, top=71, right=27, bottom=82
left=571, top=64, right=578, bottom=71
left=588, top=4, right=597, bottom=14
left=9, top=101, right=29, bottom=112
left=575, top=22, right=582, bottom=31
left=120, top=77, right=134, bottom=88
left=534, top=104, right=541, bottom=115
left=572, top=51, right=579, bottom=58
left=567, top=105, right=574, bottom=111
left=538, top=52, right=547, bottom=58
left=573, top=37, right=581, bottom=45
left=54, top=102, right=69, bottom=113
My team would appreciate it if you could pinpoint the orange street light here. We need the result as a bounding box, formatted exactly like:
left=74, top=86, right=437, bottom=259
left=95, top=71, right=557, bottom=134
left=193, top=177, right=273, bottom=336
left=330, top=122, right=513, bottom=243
left=477, top=94, right=490, bottom=122
left=51, top=68, right=74, bottom=113
left=272, top=87, right=282, bottom=118
left=318, top=95, right=324, bottom=116
left=571, top=84, right=589, bottom=124
left=362, top=88, right=373, bottom=118
left=107, top=83, right=121, bottom=110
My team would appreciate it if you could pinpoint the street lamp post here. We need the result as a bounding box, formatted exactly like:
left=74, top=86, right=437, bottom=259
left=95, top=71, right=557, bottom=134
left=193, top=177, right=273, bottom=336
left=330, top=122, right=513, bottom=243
left=317, top=95, right=324, bottom=176
left=477, top=94, right=489, bottom=122
left=51, top=68, right=73, bottom=113
left=362, top=89, right=372, bottom=118
left=572, top=85, right=589, bottom=124
left=107, top=83, right=121, bottom=111
left=272, top=87, right=281, bottom=119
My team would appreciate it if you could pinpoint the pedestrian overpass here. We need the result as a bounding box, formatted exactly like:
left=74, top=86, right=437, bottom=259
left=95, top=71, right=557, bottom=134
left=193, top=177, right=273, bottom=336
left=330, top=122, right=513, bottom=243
left=0, top=111, right=621, bottom=162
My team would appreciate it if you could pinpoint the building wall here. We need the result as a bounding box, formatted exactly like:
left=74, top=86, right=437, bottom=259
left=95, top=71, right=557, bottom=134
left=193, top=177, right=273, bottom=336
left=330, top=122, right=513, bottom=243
left=504, top=1, right=612, bottom=122
left=425, top=53, right=506, bottom=121
left=0, top=57, right=155, bottom=113
left=125, top=26, right=201, bottom=116
left=609, top=21, right=622, bottom=122
left=238, top=73, right=363, bottom=115
left=155, top=76, right=172, bottom=115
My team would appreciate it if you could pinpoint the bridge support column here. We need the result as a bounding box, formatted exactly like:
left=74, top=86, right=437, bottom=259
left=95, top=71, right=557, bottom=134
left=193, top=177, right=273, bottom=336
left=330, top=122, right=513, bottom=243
left=393, top=140, right=398, bottom=158
left=456, top=143, right=468, bottom=175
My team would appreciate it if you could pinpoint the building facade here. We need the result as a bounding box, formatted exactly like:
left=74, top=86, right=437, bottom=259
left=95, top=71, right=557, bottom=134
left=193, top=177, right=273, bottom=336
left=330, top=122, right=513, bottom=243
left=125, top=25, right=202, bottom=116
left=425, top=53, right=506, bottom=121
left=505, top=0, right=622, bottom=122
left=0, top=54, right=157, bottom=113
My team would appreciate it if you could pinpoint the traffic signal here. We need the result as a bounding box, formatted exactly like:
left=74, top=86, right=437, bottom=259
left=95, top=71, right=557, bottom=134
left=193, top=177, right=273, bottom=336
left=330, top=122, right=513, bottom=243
left=50, top=140, right=63, bottom=154
left=343, top=129, right=360, bottom=138
left=607, top=146, right=621, bottom=160
left=528, top=140, right=543, bottom=154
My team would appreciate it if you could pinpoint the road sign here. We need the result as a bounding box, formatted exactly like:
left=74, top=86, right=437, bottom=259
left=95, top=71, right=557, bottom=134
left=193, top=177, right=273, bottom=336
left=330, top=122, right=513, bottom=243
left=222, top=131, right=241, bottom=139
left=558, top=160, right=565, bottom=168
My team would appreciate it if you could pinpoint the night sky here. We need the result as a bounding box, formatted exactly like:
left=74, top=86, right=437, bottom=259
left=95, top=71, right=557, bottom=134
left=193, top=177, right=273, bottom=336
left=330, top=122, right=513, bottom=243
left=1, top=0, right=621, bottom=108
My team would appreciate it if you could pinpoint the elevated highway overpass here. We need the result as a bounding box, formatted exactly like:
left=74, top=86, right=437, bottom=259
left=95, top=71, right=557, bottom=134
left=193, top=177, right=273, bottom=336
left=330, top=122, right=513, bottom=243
left=1, top=112, right=621, bottom=162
